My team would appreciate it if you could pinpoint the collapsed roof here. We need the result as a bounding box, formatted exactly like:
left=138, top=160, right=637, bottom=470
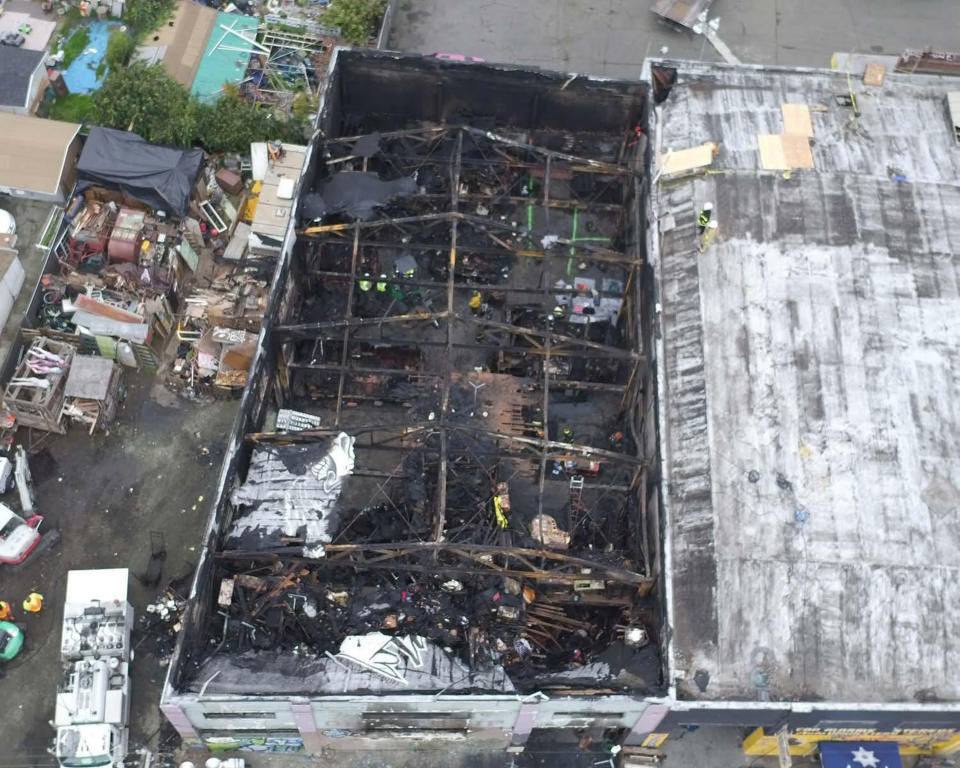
left=169, top=51, right=663, bottom=699
left=76, top=127, right=205, bottom=217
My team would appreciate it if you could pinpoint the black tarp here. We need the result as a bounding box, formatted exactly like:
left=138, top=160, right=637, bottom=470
left=76, top=128, right=205, bottom=217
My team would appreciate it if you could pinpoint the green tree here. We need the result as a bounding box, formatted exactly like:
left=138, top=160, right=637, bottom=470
left=322, top=0, right=386, bottom=44
left=105, top=30, right=134, bottom=71
left=195, top=86, right=283, bottom=153
left=290, top=90, right=315, bottom=122
left=92, top=62, right=197, bottom=147
left=125, top=0, right=174, bottom=37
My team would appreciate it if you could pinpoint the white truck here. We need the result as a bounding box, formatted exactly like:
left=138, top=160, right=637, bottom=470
left=53, top=569, right=133, bottom=768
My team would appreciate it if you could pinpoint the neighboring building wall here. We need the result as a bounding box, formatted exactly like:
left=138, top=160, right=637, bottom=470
left=58, top=135, right=83, bottom=201
left=0, top=185, right=62, bottom=205
left=165, top=692, right=653, bottom=754
left=27, top=62, right=48, bottom=115
left=0, top=102, right=28, bottom=116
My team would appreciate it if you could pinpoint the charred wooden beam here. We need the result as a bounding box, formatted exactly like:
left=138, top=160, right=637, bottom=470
left=216, top=542, right=651, bottom=585
left=434, top=130, right=463, bottom=547
left=473, top=319, right=645, bottom=361
left=274, top=312, right=449, bottom=336
left=301, top=269, right=629, bottom=300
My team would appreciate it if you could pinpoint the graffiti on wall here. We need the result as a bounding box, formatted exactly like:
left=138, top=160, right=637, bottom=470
left=205, top=735, right=304, bottom=753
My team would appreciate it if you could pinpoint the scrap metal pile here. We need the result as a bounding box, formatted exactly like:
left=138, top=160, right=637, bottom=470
left=190, top=123, right=659, bottom=693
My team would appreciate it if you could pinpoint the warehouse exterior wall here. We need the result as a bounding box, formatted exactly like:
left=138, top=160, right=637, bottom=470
left=162, top=691, right=657, bottom=753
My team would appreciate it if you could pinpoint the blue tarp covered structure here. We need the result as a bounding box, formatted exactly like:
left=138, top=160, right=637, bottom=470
left=820, top=742, right=903, bottom=768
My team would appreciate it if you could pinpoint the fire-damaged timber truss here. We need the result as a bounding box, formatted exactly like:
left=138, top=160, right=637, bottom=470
left=202, top=120, right=661, bottom=694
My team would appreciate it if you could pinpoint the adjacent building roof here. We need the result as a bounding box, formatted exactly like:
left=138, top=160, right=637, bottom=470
left=191, top=12, right=259, bottom=102
left=652, top=61, right=960, bottom=704
left=249, top=142, right=307, bottom=248
left=135, top=0, right=219, bottom=89
left=0, top=47, right=44, bottom=108
left=0, top=113, right=80, bottom=195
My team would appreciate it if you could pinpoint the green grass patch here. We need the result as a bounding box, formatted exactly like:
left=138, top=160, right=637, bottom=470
left=61, top=26, right=90, bottom=69
left=96, top=60, right=107, bottom=78
left=58, top=6, right=84, bottom=37
left=48, top=93, right=96, bottom=123
left=39, top=209, right=64, bottom=250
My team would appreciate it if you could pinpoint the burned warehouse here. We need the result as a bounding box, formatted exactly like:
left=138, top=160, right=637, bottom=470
left=162, top=50, right=665, bottom=753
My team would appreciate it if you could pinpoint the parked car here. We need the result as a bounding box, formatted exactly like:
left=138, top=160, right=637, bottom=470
left=432, top=52, right=486, bottom=63
left=1, top=31, right=25, bottom=47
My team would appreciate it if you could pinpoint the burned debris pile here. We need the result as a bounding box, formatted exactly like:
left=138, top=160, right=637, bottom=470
left=186, top=120, right=660, bottom=695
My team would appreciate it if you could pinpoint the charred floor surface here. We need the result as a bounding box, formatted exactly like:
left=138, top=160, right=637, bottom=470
left=170, top=53, right=662, bottom=710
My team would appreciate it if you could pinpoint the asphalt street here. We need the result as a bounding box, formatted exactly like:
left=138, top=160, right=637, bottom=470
left=387, top=0, right=960, bottom=76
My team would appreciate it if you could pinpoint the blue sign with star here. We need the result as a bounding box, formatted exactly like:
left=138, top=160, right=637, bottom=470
left=820, top=742, right=903, bottom=768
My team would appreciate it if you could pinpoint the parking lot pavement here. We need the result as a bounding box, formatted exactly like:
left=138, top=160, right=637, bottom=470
left=0, top=374, right=239, bottom=759
left=387, top=0, right=960, bottom=75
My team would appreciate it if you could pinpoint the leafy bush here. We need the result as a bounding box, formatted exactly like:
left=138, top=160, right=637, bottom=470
left=322, top=0, right=387, bottom=44
left=48, top=93, right=96, bottom=123
left=105, top=30, right=134, bottom=70
left=61, top=26, right=90, bottom=68
left=194, top=86, right=279, bottom=153
left=91, top=64, right=300, bottom=153
left=92, top=62, right=197, bottom=147
left=125, top=0, right=175, bottom=37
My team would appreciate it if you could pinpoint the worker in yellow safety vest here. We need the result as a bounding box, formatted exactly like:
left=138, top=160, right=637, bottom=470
left=493, top=495, right=508, bottom=529
left=697, top=202, right=713, bottom=233
left=376, top=274, right=388, bottom=292
left=22, top=592, right=43, bottom=613
left=358, top=273, right=373, bottom=292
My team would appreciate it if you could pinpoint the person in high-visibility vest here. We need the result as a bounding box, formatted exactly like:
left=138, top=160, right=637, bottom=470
left=375, top=274, right=388, bottom=292
left=358, top=273, right=373, bottom=292
left=552, top=305, right=566, bottom=319
left=0, top=601, right=13, bottom=621
left=22, top=592, right=43, bottom=613
left=697, top=202, right=713, bottom=233
left=562, top=427, right=574, bottom=443
left=469, top=291, right=482, bottom=315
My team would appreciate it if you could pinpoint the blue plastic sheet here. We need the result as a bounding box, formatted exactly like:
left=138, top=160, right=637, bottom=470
left=61, top=20, right=115, bottom=95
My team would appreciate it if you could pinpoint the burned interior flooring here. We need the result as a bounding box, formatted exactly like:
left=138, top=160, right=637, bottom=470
left=181, top=103, right=659, bottom=696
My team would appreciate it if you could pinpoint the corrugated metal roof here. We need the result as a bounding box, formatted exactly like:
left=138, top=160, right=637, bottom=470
left=190, top=12, right=259, bottom=102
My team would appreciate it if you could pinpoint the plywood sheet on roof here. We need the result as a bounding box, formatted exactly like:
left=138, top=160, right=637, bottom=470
left=863, top=63, right=886, bottom=86
left=781, top=103, right=813, bottom=136
left=757, top=134, right=813, bottom=171
left=781, top=133, right=814, bottom=168
left=757, top=134, right=788, bottom=170
left=660, top=142, right=717, bottom=176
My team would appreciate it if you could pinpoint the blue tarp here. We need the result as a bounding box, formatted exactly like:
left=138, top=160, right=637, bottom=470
left=820, top=743, right=903, bottom=768
left=61, top=20, right=115, bottom=94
